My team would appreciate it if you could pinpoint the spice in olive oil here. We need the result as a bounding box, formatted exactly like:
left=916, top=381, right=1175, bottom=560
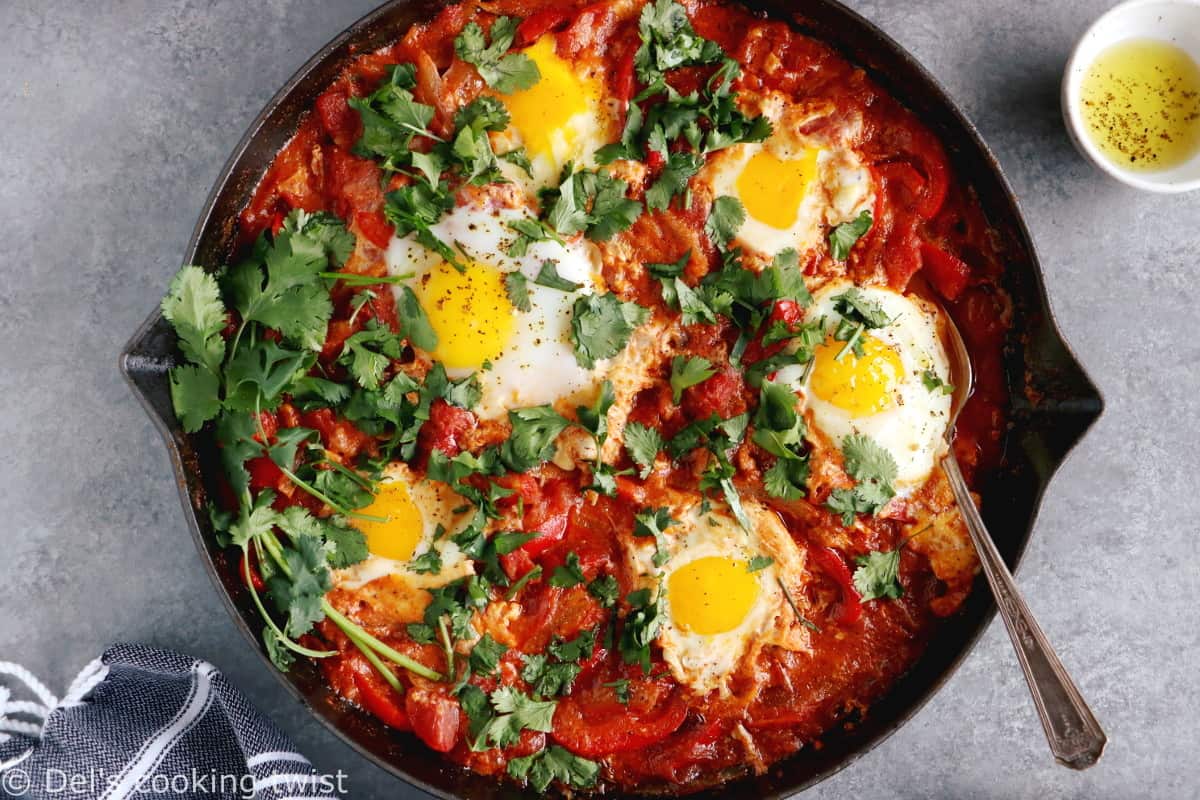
left=1079, top=38, right=1200, bottom=171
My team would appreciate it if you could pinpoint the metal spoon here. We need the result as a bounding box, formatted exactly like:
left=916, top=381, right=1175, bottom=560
left=938, top=302, right=1107, bottom=770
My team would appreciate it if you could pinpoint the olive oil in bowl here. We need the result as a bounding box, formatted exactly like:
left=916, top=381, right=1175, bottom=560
left=1079, top=38, right=1200, bottom=172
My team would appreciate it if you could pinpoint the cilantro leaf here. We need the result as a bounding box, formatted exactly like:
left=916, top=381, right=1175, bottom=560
left=922, top=368, right=954, bottom=395
left=570, top=293, right=649, bottom=369
left=634, top=0, right=723, bottom=83
left=706, top=195, right=745, bottom=247
left=751, top=380, right=806, bottom=459
left=747, top=555, right=773, bottom=572
left=634, top=507, right=678, bottom=567
left=763, top=458, right=809, bottom=501
left=832, top=287, right=890, bottom=329
left=161, top=265, right=227, bottom=375
left=455, top=18, right=541, bottom=94
left=828, top=210, right=873, bottom=261
left=587, top=574, right=619, bottom=608
left=484, top=686, right=557, bottom=748
left=534, top=260, right=582, bottom=291
left=548, top=628, right=597, bottom=663
left=507, top=745, right=600, bottom=792
left=338, top=320, right=404, bottom=390
left=549, top=551, right=586, bottom=588
left=619, top=588, right=663, bottom=673
left=521, top=654, right=581, bottom=699
left=500, top=405, right=571, bottom=472
left=669, top=355, right=716, bottom=403
left=445, top=373, right=482, bottom=409
left=645, top=151, right=702, bottom=212
left=506, top=218, right=562, bottom=257
left=469, top=633, right=509, bottom=676
left=624, top=422, right=663, bottom=478
left=853, top=548, right=903, bottom=601
left=842, top=433, right=898, bottom=485
left=824, top=434, right=898, bottom=524
left=505, top=270, right=532, bottom=312
left=395, top=284, right=438, bottom=351
left=267, top=534, right=331, bottom=638
left=543, top=168, right=642, bottom=241
left=169, top=365, right=221, bottom=432
left=410, top=548, right=444, bottom=575
left=576, top=379, right=615, bottom=448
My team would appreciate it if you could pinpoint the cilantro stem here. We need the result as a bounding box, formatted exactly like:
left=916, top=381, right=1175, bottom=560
left=318, top=272, right=414, bottom=286
left=504, top=565, right=543, bottom=600
left=322, top=603, right=443, bottom=682
left=241, top=549, right=336, bottom=659
left=316, top=458, right=377, bottom=494
left=776, top=577, right=822, bottom=633
left=834, top=323, right=864, bottom=362
left=278, top=465, right=387, bottom=523
left=437, top=615, right=455, bottom=682
left=342, top=623, right=406, bottom=695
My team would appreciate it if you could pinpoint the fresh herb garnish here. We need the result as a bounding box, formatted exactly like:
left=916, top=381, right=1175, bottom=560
left=570, top=292, right=649, bottom=369
left=624, top=422, right=664, bottom=478
left=828, top=210, right=873, bottom=261
left=669, top=355, right=716, bottom=403
left=824, top=434, right=899, bottom=525
left=454, top=17, right=541, bottom=94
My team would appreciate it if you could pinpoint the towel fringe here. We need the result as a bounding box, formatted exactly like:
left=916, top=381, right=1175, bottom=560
left=0, top=658, right=110, bottom=751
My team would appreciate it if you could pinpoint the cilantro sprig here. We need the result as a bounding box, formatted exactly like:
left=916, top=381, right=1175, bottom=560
left=825, top=434, right=899, bottom=525
left=454, top=17, right=541, bottom=94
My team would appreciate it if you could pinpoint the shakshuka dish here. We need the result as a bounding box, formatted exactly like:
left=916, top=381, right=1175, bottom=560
left=160, top=0, right=1011, bottom=793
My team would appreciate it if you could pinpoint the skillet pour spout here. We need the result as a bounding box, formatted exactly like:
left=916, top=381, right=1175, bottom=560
left=121, top=0, right=1103, bottom=797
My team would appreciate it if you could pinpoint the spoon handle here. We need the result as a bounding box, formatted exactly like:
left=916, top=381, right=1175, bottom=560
left=942, top=454, right=1107, bottom=769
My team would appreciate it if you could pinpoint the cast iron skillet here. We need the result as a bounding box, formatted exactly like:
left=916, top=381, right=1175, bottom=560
left=120, top=0, right=1103, bottom=796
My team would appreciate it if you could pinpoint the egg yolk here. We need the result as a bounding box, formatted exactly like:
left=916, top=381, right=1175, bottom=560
left=810, top=333, right=903, bottom=416
left=736, top=147, right=820, bottom=230
left=667, top=556, right=761, bottom=636
left=501, top=35, right=592, bottom=164
left=353, top=481, right=424, bottom=562
left=417, top=259, right=514, bottom=369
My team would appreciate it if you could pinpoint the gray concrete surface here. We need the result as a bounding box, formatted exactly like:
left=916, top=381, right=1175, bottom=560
left=0, top=1, right=1193, bottom=797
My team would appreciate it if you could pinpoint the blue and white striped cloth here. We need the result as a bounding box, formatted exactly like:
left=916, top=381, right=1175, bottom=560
left=0, top=645, right=339, bottom=799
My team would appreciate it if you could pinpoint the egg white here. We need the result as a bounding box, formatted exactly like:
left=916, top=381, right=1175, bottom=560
left=698, top=94, right=873, bottom=257
left=799, top=280, right=954, bottom=493
left=336, top=463, right=475, bottom=591
left=385, top=198, right=610, bottom=421
left=622, top=497, right=811, bottom=697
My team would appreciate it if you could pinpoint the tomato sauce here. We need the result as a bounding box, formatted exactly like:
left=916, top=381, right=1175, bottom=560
left=236, top=0, right=1012, bottom=793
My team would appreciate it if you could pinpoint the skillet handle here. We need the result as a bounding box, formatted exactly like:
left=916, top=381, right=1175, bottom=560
left=942, top=454, right=1107, bottom=769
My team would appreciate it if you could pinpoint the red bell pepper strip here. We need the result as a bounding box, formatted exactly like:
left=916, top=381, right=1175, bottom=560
left=919, top=241, right=972, bottom=301
left=811, top=546, right=863, bottom=624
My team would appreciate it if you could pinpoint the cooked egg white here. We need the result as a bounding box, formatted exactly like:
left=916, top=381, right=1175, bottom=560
left=491, top=34, right=615, bottom=192
left=698, top=97, right=873, bottom=256
left=622, top=497, right=811, bottom=697
left=793, top=280, right=954, bottom=493
left=336, top=463, right=475, bottom=592
left=386, top=197, right=616, bottom=421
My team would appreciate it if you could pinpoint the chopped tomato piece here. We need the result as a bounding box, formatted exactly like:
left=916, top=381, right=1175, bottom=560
left=315, top=88, right=362, bottom=150
left=418, top=399, right=476, bottom=459
left=247, top=456, right=284, bottom=493
left=405, top=688, right=462, bottom=753
left=919, top=241, right=972, bottom=301
left=349, top=657, right=411, bottom=731
left=352, top=210, right=395, bottom=250
left=515, top=8, right=571, bottom=47
left=517, top=478, right=576, bottom=558
left=681, top=367, right=748, bottom=422
left=553, top=667, right=688, bottom=757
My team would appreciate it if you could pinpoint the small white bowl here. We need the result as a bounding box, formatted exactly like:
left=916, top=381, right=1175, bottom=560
left=1061, top=0, right=1200, bottom=193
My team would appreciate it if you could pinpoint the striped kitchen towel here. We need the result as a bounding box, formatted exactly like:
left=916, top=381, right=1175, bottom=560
left=0, top=644, right=340, bottom=799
